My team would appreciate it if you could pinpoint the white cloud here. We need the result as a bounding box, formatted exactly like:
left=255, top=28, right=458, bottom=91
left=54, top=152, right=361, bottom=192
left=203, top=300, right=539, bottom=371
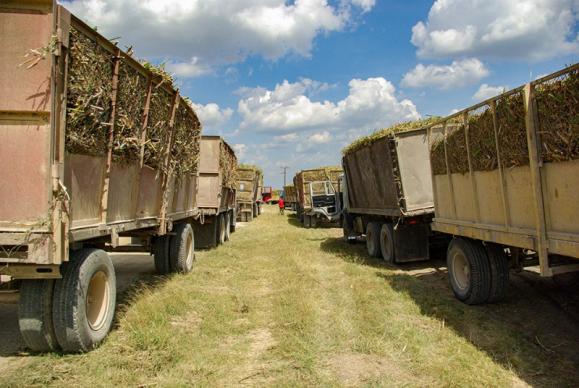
left=166, top=57, right=212, bottom=78
left=66, top=0, right=376, bottom=76
left=473, top=84, right=507, bottom=101
left=411, top=0, right=579, bottom=60
left=273, top=133, right=299, bottom=142
left=350, top=0, right=376, bottom=13
left=232, top=144, right=248, bottom=159
left=401, top=58, right=489, bottom=89
left=238, top=77, right=420, bottom=132
left=309, top=131, right=331, bottom=144
left=190, top=102, right=234, bottom=129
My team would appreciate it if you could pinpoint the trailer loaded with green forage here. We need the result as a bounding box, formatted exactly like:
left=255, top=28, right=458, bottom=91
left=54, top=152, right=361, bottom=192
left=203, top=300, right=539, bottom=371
left=236, top=164, right=263, bottom=222
left=341, top=118, right=445, bottom=263
left=0, top=1, right=205, bottom=352
left=194, top=136, right=238, bottom=248
left=294, top=167, right=343, bottom=228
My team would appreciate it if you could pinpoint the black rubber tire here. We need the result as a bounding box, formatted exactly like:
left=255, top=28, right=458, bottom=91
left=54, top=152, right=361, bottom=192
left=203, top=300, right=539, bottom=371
left=447, top=238, right=491, bottom=305
left=304, top=215, right=311, bottom=229
left=485, top=244, right=509, bottom=303
left=219, top=213, right=227, bottom=244
left=342, top=213, right=356, bottom=244
left=257, top=204, right=262, bottom=216
left=153, top=235, right=171, bottom=275
left=380, top=223, right=395, bottom=264
left=253, top=203, right=258, bottom=218
left=248, top=207, right=254, bottom=222
left=366, top=222, right=382, bottom=258
left=18, top=279, right=59, bottom=352
left=311, top=216, right=318, bottom=228
left=53, top=249, right=116, bottom=352
left=169, top=223, right=195, bottom=274
left=224, top=212, right=231, bottom=241
left=230, top=210, right=236, bottom=233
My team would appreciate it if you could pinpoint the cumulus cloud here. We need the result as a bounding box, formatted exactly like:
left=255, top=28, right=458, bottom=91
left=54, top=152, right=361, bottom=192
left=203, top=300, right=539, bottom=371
left=411, top=0, right=579, bottom=60
left=473, top=84, right=508, bottom=101
left=309, top=131, right=331, bottom=144
left=190, top=102, right=234, bottom=129
left=401, top=58, right=489, bottom=89
left=65, top=0, right=376, bottom=76
left=232, top=144, right=248, bottom=160
left=165, top=57, right=212, bottom=78
left=238, top=77, right=419, bottom=132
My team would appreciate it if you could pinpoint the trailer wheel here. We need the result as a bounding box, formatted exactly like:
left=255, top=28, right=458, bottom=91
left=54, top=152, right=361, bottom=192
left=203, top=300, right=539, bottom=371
left=304, top=215, right=312, bottom=229
left=169, top=223, right=195, bottom=273
left=253, top=203, right=258, bottom=218
left=366, top=222, right=382, bottom=258
left=218, top=213, right=226, bottom=245
left=342, top=213, right=355, bottom=244
left=230, top=210, right=237, bottom=233
left=224, top=212, right=231, bottom=241
left=485, top=244, right=509, bottom=303
left=257, top=204, right=262, bottom=216
left=447, top=238, right=491, bottom=305
left=18, top=279, right=59, bottom=352
left=311, top=216, right=318, bottom=228
left=153, top=235, right=171, bottom=275
left=53, top=249, right=116, bottom=352
left=380, top=223, right=396, bottom=263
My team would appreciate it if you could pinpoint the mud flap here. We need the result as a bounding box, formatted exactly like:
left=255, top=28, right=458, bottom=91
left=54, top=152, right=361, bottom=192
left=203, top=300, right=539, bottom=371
left=394, top=223, right=430, bottom=262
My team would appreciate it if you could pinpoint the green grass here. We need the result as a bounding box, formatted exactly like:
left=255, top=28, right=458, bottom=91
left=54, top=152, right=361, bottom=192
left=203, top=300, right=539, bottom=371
left=3, top=207, right=578, bottom=387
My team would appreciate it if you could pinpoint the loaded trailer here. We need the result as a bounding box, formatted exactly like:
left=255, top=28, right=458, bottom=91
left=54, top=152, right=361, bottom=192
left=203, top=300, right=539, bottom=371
left=425, top=64, right=579, bottom=305
left=194, top=136, right=237, bottom=248
left=0, top=1, right=203, bottom=352
left=283, top=185, right=298, bottom=211
left=294, top=167, right=343, bottom=228
left=341, top=124, right=442, bottom=262
left=236, top=165, right=263, bottom=222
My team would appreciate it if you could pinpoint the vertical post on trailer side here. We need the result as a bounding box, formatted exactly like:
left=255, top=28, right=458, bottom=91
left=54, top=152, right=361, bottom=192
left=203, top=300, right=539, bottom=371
left=523, top=83, right=551, bottom=276
left=463, top=112, right=481, bottom=223
left=490, top=99, right=511, bottom=230
left=442, top=122, right=458, bottom=219
left=158, top=92, right=180, bottom=235
left=100, top=48, right=122, bottom=225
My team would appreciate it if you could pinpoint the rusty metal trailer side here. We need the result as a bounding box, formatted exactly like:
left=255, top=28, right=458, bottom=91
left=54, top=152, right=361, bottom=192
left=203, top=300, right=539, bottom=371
left=0, top=1, right=202, bottom=352
left=195, top=136, right=237, bottom=247
left=236, top=167, right=262, bottom=221
left=426, top=64, right=579, bottom=305
left=341, top=129, right=436, bottom=262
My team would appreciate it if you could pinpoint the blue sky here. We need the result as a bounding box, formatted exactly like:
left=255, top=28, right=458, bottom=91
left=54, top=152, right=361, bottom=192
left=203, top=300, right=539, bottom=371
left=65, top=0, right=578, bottom=187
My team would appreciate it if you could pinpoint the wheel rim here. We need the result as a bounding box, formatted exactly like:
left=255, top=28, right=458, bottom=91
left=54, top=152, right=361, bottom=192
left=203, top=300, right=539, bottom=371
left=185, top=232, right=194, bottom=269
left=86, top=271, right=111, bottom=331
left=451, top=251, right=470, bottom=291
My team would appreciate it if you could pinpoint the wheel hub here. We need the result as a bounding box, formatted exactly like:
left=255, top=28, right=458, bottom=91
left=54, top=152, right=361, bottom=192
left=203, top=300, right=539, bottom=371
left=86, top=271, right=110, bottom=331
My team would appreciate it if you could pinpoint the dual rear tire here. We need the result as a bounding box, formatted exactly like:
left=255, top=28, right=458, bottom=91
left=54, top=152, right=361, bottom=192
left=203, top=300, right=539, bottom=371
left=19, top=248, right=116, bottom=353
left=154, top=222, right=195, bottom=274
left=447, top=238, right=509, bottom=305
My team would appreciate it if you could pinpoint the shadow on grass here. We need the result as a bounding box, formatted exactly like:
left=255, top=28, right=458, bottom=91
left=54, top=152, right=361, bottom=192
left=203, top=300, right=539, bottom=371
left=319, top=236, right=447, bottom=272
left=381, top=270, right=579, bottom=387
left=321, top=236, right=579, bottom=386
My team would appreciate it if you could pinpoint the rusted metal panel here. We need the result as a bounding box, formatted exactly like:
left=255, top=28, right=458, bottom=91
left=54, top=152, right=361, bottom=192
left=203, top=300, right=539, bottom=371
left=136, top=166, right=163, bottom=218
left=107, top=163, right=140, bottom=223
left=0, top=5, right=53, bottom=112
left=64, top=154, right=106, bottom=229
left=198, top=136, right=237, bottom=211
left=0, top=123, right=52, bottom=227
